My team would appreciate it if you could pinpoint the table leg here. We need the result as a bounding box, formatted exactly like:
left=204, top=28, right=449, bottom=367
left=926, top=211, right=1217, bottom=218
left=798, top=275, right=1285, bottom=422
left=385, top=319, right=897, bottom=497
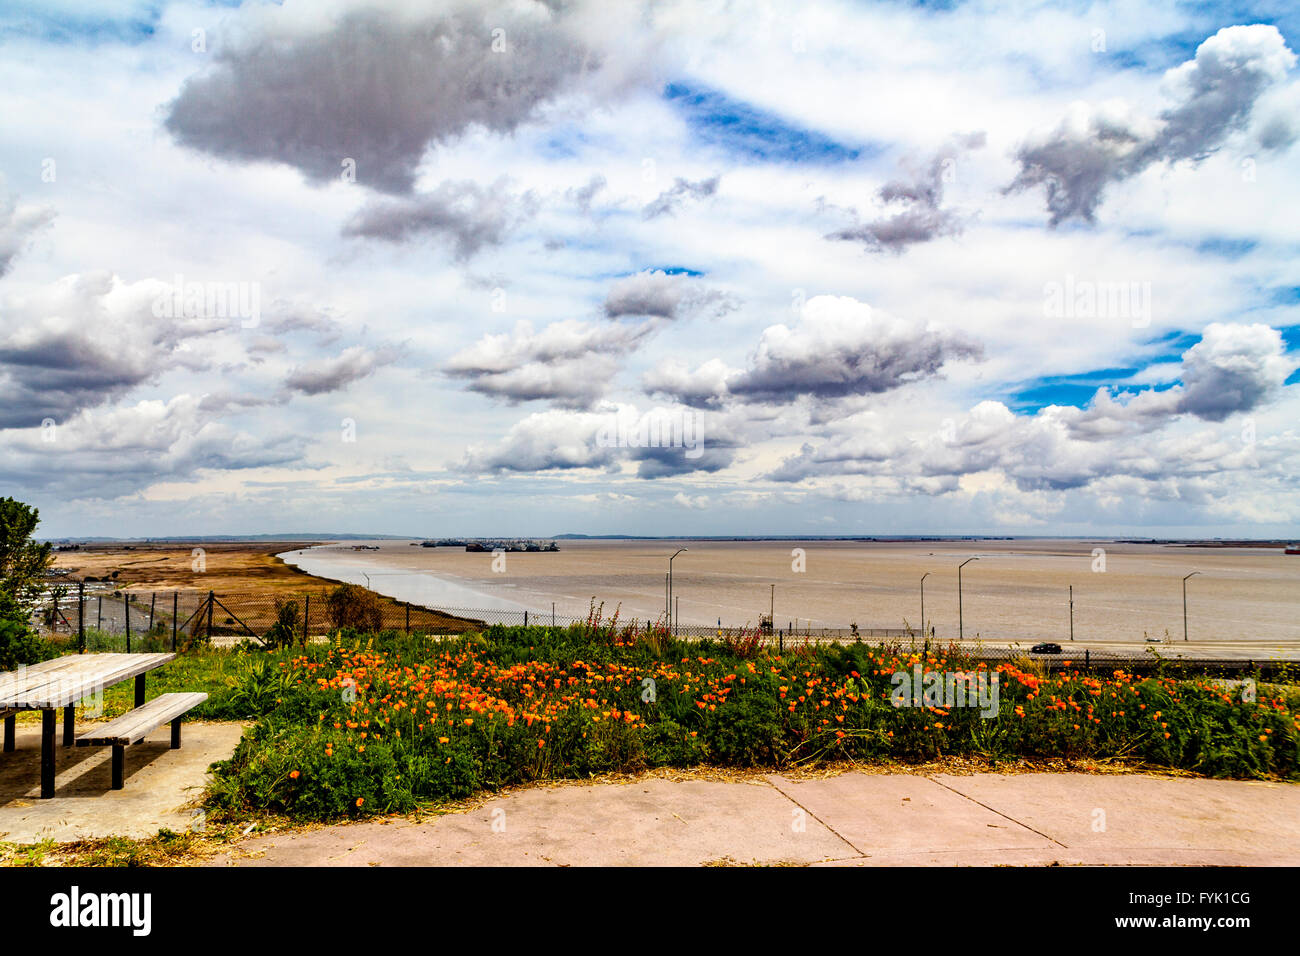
left=3, top=714, right=14, bottom=752
left=41, top=709, right=55, bottom=798
left=134, top=673, right=145, bottom=707
left=63, top=705, right=75, bottom=747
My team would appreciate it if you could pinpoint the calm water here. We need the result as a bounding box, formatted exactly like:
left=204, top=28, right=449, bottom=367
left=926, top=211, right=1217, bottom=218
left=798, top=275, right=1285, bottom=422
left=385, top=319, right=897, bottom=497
left=281, top=538, right=1300, bottom=650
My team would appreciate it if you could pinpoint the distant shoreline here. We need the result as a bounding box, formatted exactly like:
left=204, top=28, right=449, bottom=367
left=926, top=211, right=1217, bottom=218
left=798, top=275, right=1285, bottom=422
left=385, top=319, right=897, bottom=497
left=43, top=534, right=1299, bottom=548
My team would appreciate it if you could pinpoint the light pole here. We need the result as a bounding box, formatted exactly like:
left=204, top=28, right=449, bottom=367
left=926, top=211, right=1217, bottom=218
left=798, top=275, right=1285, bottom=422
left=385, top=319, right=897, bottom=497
left=668, top=548, right=687, bottom=634
left=920, top=572, right=931, bottom=639
left=958, top=557, right=979, bottom=641
left=1182, top=571, right=1200, bottom=642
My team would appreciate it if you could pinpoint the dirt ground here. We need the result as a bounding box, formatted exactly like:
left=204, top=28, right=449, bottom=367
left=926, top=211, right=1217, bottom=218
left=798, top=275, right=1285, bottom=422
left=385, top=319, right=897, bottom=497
left=51, top=541, right=325, bottom=594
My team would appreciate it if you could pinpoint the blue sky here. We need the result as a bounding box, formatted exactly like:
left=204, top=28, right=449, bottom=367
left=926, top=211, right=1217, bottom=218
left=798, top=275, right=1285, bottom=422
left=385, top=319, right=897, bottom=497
left=0, top=0, right=1298, bottom=538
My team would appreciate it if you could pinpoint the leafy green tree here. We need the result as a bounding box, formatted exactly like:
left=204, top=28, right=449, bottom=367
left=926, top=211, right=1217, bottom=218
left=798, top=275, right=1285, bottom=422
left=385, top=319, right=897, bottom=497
left=0, top=497, right=53, bottom=604
left=0, top=498, right=53, bottom=668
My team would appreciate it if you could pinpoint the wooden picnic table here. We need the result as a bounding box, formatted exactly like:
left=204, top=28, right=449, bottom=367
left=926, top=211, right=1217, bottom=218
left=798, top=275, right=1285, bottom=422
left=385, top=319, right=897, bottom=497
left=0, top=652, right=175, bottom=798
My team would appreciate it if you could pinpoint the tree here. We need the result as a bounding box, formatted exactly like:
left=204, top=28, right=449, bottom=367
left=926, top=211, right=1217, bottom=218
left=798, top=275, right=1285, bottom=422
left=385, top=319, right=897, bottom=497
left=0, top=498, right=52, bottom=669
left=325, top=584, right=384, bottom=633
left=263, top=598, right=302, bottom=649
left=0, top=497, right=53, bottom=604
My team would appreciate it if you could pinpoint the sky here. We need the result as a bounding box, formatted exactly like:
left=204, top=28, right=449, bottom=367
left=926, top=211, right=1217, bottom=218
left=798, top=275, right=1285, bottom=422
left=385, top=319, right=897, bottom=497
left=1, top=0, right=1298, bottom=539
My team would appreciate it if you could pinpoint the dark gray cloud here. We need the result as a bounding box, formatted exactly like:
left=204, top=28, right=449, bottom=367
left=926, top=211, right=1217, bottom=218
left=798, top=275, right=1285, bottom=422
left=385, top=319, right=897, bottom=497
left=1177, top=322, right=1292, bottom=420
left=0, top=180, right=54, bottom=278
left=462, top=404, right=737, bottom=477
left=0, top=395, right=305, bottom=499
left=647, top=295, right=982, bottom=408
left=603, top=269, right=733, bottom=320
left=262, top=306, right=343, bottom=343
left=0, top=272, right=221, bottom=428
left=1007, top=25, right=1296, bottom=224
left=342, top=178, right=538, bottom=260
left=641, top=175, right=720, bottom=219
left=284, top=344, right=401, bottom=395
left=1065, top=322, right=1293, bottom=438
left=827, top=133, right=984, bottom=253
left=164, top=5, right=594, bottom=194
left=445, top=319, right=655, bottom=407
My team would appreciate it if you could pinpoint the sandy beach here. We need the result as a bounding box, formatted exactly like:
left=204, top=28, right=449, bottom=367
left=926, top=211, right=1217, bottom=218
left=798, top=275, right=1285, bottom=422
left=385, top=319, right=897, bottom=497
left=281, top=538, right=1300, bottom=651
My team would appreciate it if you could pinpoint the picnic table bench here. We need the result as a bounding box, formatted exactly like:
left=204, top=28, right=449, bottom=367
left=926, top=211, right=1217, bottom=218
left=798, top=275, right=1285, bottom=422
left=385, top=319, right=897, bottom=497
left=0, top=652, right=205, bottom=797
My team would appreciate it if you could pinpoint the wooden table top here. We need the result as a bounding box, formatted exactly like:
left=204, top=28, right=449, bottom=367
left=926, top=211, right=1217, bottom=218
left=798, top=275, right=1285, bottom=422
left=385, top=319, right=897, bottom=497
left=0, top=653, right=176, bottom=710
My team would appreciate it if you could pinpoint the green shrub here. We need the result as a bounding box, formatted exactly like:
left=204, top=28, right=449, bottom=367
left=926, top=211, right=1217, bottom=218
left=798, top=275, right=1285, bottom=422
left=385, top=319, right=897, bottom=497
left=202, top=627, right=1300, bottom=823
left=325, top=585, right=383, bottom=633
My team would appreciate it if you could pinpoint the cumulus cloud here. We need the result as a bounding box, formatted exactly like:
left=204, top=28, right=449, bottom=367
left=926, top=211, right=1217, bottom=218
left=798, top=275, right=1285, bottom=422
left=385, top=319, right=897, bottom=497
left=602, top=269, right=733, bottom=320
left=827, top=133, right=984, bottom=253
left=284, top=344, right=401, bottom=395
left=164, top=3, right=598, bottom=195
left=1176, top=322, right=1295, bottom=420
left=445, top=319, right=656, bottom=408
left=0, top=272, right=223, bottom=428
left=642, top=357, right=737, bottom=410
left=462, top=407, right=617, bottom=472
left=463, top=403, right=737, bottom=478
left=1067, top=323, right=1294, bottom=436
left=641, top=174, right=720, bottom=219
left=1007, top=25, right=1298, bottom=224
left=766, top=323, right=1295, bottom=494
left=0, top=395, right=305, bottom=499
left=343, top=178, right=538, bottom=260
left=646, top=295, right=982, bottom=407
left=0, top=178, right=54, bottom=277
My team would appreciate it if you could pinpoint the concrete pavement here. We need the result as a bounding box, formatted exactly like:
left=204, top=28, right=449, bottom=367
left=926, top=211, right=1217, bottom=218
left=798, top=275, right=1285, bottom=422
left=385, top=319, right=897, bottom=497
left=0, top=722, right=243, bottom=843
left=211, top=770, right=1300, bottom=867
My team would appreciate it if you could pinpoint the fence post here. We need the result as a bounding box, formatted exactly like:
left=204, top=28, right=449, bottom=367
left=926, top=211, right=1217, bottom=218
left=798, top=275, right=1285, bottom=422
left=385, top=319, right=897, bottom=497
left=125, top=593, right=132, bottom=652
left=303, top=594, right=310, bottom=645
left=405, top=602, right=410, bottom=635
left=148, top=592, right=156, bottom=633
left=524, top=610, right=528, bottom=627
left=1085, top=648, right=1089, bottom=669
left=77, top=581, right=85, bottom=653
left=206, top=590, right=215, bottom=642
left=172, top=591, right=178, bottom=651
left=97, top=595, right=102, bottom=630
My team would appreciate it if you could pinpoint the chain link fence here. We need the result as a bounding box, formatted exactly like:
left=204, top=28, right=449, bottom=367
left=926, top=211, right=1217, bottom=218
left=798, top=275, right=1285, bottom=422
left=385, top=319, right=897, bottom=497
left=29, top=582, right=1295, bottom=676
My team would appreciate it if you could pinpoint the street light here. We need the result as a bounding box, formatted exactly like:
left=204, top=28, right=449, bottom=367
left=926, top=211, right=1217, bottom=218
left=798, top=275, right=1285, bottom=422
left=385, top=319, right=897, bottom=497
left=668, top=548, right=688, bottom=634
left=1068, top=584, right=1074, bottom=641
left=958, top=557, right=979, bottom=641
left=919, top=572, right=931, bottom=639
left=1182, top=571, right=1200, bottom=642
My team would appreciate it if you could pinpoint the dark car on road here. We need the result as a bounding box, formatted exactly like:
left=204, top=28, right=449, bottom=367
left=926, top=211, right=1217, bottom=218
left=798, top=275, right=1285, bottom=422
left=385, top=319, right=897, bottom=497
left=1030, top=642, right=1062, bottom=654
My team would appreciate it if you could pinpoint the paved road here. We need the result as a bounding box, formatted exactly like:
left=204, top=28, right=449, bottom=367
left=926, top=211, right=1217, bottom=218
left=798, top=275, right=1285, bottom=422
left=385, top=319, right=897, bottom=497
left=211, top=771, right=1300, bottom=867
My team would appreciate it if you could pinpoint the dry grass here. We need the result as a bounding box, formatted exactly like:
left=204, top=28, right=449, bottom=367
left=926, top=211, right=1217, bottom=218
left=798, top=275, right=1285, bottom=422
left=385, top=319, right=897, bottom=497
left=52, top=542, right=324, bottom=594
